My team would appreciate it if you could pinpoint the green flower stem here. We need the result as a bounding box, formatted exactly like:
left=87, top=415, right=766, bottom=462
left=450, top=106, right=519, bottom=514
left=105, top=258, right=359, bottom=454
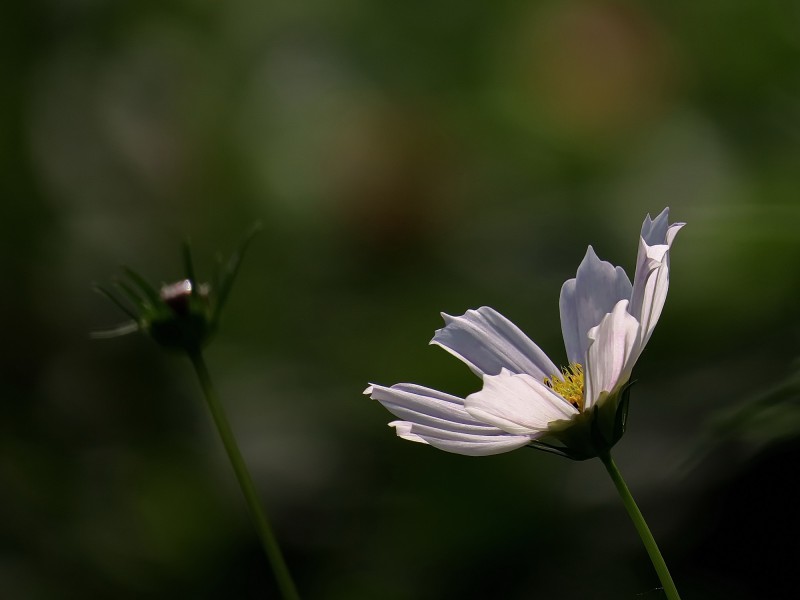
left=188, top=350, right=300, bottom=600
left=599, top=451, right=681, bottom=600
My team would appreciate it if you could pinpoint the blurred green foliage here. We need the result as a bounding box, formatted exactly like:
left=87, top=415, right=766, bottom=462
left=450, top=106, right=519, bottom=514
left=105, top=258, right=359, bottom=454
left=2, top=0, right=800, bottom=598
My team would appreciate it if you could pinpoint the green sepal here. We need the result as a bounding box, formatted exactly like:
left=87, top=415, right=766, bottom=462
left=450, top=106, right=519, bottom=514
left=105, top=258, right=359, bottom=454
left=90, top=321, right=140, bottom=339
left=527, top=380, right=636, bottom=461
left=526, top=440, right=578, bottom=459
left=147, top=308, right=212, bottom=351
left=113, top=279, right=147, bottom=311
left=121, top=266, right=161, bottom=306
left=92, top=284, right=139, bottom=321
left=611, top=379, right=635, bottom=445
left=212, top=222, right=261, bottom=324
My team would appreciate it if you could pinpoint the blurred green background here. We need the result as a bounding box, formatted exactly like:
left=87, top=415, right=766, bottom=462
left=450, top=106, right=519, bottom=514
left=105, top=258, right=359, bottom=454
left=2, top=0, right=800, bottom=598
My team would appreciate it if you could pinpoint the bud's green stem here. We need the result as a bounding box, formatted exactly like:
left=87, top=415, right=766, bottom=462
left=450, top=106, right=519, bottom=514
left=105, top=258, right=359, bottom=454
left=188, top=349, right=301, bottom=600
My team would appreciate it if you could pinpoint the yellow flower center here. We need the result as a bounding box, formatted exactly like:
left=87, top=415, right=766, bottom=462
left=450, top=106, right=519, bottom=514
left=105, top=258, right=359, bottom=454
left=544, top=363, right=584, bottom=411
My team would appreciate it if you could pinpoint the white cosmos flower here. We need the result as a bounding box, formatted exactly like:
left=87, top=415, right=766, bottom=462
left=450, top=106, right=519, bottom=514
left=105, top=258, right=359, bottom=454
left=365, top=208, right=684, bottom=457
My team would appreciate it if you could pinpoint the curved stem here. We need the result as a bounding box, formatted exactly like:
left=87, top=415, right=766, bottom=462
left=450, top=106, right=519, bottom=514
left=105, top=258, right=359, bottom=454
left=188, top=349, right=300, bottom=600
left=599, top=451, right=681, bottom=600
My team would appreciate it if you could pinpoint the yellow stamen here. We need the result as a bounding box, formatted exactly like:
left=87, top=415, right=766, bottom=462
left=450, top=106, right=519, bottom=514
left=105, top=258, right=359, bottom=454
left=544, top=363, right=585, bottom=410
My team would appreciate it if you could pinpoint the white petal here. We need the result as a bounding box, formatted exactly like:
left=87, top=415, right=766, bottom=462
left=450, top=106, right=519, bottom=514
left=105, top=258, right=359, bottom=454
left=464, top=369, right=578, bottom=435
left=369, top=384, right=502, bottom=434
left=365, top=383, right=531, bottom=456
left=583, top=300, right=641, bottom=410
left=629, top=208, right=685, bottom=350
left=560, top=246, right=632, bottom=365
left=640, top=207, right=683, bottom=247
left=431, top=307, right=559, bottom=380
left=389, top=421, right=532, bottom=456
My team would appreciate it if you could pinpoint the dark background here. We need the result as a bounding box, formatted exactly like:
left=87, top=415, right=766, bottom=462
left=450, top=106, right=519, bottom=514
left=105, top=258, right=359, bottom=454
left=2, top=1, right=799, bottom=598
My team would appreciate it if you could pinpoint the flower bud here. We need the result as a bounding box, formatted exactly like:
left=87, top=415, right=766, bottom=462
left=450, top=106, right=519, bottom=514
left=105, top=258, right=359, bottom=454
left=93, top=225, right=259, bottom=353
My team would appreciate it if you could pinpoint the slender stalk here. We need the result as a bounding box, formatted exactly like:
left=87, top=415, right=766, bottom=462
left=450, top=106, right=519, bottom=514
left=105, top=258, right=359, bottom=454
left=188, top=349, right=300, bottom=600
left=599, top=451, right=681, bottom=600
